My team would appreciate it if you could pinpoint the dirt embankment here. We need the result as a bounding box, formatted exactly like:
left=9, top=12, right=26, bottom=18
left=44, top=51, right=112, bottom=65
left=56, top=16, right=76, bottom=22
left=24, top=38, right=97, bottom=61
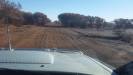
left=0, top=25, right=132, bottom=67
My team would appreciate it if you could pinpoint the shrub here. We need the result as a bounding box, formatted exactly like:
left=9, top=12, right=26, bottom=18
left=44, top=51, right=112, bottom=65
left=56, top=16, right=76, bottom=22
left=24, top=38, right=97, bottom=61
left=114, top=29, right=133, bottom=43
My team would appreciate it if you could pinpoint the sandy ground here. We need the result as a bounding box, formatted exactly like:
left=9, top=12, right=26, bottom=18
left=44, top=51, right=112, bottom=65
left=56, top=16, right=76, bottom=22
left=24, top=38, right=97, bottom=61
left=0, top=25, right=132, bottom=68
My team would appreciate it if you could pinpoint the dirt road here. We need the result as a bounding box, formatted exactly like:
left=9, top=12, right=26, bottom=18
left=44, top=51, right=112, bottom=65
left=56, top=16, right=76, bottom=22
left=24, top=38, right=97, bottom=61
left=0, top=25, right=132, bottom=67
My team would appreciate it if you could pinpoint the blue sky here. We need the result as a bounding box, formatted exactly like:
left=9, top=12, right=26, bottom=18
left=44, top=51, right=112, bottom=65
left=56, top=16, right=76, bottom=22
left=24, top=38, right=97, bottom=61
left=11, top=0, right=133, bottom=22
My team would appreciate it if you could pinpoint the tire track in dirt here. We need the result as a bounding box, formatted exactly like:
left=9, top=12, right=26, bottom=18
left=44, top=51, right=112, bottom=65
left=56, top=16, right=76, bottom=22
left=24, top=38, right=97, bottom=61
left=11, top=27, right=32, bottom=48
left=14, top=27, right=43, bottom=48
left=34, top=28, right=47, bottom=48
left=59, top=28, right=98, bottom=58
left=57, top=28, right=78, bottom=49
left=0, top=26, right=31, bottom=48
left=35, top=28, right=59, bottom=48
left=0, top=32, right=7, bottom=47
left=69, top=28, right=133, bottom=67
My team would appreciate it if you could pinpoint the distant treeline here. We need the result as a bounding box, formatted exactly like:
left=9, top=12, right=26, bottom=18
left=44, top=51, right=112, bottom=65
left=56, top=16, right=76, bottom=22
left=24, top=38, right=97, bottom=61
left=1, top=0, right=133, bottom=29
left=58, top=13, right=133, bottom=29
left=58, top=13, right=106, bottom=28
left=0, top=0, right=51, bottom=26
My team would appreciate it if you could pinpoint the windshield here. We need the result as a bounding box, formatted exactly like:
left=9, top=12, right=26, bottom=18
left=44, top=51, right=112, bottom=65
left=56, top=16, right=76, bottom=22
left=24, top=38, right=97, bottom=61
left=0, top=0, right=133, bottom=75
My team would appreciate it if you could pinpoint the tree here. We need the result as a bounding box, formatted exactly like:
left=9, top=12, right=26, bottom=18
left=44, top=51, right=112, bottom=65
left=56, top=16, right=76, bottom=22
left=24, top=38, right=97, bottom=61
left=86, top=16, right=106, bottom=29
left=93, top=16, right=105, bottom=30
left=0, top=0, right=52, bottom=26
left=53, top=20, right=61, bottom=25
left=114, top=18, right=133, bottom=29
left=22, top=12, right=33, bottom=25
left=33, top=12, right=51, bottom=26
left=58, top=13, right=88, bottom=28
left=0, top=0, right=22, bottom=26
left=103, top=22, right=115, bottom=30
left=58, top=13, right=106, bottom=29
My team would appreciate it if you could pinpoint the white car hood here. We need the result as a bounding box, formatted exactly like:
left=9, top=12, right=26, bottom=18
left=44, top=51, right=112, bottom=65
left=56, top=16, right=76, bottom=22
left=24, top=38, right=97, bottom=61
left=0, top=49, right=114, bottom=75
